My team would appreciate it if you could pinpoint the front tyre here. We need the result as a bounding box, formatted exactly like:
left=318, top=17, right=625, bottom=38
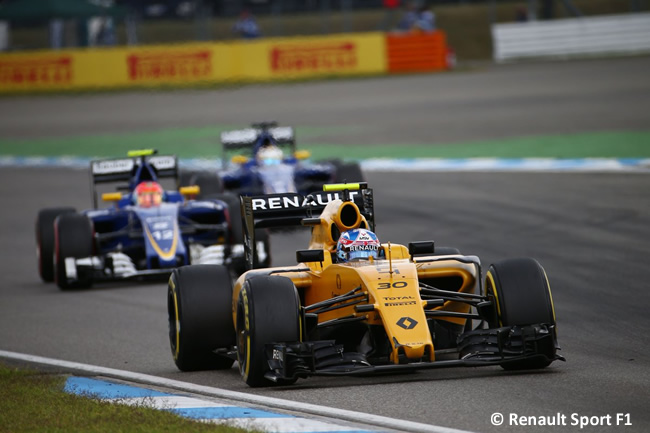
left=168, top=265, right=235, bottom=371
left=236, top=276, right=301, bottom=387
left=485, top=257, right=557, bottom=370
left=54, top=213, right=93, bottom=290
left=36, top=207, right=76, bottom=282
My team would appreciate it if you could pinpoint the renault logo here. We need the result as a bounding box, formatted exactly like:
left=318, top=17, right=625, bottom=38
left=396, top=317, right=418, bottom=330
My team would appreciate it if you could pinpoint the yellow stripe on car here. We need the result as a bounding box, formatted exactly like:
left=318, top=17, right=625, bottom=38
left=127, top=149, right=156, bottom=157
left=485, top=271, right=503, bottom=327
left=143, top=223, right=178, bottom=261
left=169, top=275, right=181, bottom=359
left=323, top=183, right=361, bottom=191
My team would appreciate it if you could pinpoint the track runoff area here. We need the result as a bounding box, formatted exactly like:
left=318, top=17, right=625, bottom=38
left=0, top=350, right=473, bottom=433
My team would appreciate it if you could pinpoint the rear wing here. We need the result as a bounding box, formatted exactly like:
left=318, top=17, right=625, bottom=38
left=220, top=124, right=296, bottom=165
left=220, top=125, right=295, bottom=149
left=240, top=183, right=375, bottom=270
left=89, top=152, right=178, bottom=208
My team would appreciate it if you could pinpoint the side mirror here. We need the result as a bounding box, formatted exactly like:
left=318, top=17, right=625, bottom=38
left=231, top=155, right=249, bottom=164
left=296, top=249, right=324, bottom=264
left=102, top=192, right=122, bottom=202
left=179, top=185, right=200, bottom=197
left=294, top=150, right=311, bottom=160
left=408, top=241, right=435, bottom=257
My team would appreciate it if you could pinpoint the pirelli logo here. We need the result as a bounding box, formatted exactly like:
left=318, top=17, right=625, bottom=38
left=270, top=42, right=357, bottom=73
left=0, top=56, right=73, bottom=86
left=127, top=51, right=211, bottom=81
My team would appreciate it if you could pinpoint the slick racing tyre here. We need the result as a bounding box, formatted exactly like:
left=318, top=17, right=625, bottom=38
left=168, top=264, right=235, bottom=371
left=333, top=161, right=364, bottom=184
left=192, top=172, right=224, bottom=200
left=216, top=193, right=272, bottom=274
left=236, top=276, right=301, bottom=387
left=54, top=213, right=93, bottom=290
left=254, top=228, right=271, bottom=269
left=485, top=257, right=557, bottom=370
left=178, top=169, right=198, bottom=189
left=36, top=207, right=76, bottom=282
left=214, top=193, right=244, bottom=244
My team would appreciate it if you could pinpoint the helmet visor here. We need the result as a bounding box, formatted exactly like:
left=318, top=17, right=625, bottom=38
left=347, top=249, right=378, bottom=261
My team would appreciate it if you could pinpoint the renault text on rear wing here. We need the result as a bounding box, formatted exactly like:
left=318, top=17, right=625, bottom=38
left=240, top=183, right=374, bottom=270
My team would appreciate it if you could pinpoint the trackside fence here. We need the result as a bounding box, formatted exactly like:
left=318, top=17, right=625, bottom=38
left=492, top=12, right=650, bottom=62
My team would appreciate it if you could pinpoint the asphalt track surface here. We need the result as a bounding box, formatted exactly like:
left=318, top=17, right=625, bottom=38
left=1, top=57, right=650, bottom=432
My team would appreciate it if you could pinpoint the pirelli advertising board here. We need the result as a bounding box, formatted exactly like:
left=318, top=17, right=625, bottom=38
left=0, top=43, right=224, bottom=92
left=232, top=33, right=385, bottom=80
left=0, top=31, right=447, bottom=92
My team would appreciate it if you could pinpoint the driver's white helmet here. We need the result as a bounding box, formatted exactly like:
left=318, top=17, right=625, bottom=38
left=257, top=145, right=283, bottom=165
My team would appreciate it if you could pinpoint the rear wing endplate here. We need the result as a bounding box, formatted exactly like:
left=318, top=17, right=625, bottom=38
left=240, top=183, right=374, bottom=270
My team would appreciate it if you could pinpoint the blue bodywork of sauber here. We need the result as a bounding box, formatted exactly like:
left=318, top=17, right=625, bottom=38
left=87, top=197, right=228, bottom=272
left=219, top=122, right=336, bottom=196
left=221, top=155, right=335, bottom=196
left=41, top=151, right=233, bottom=289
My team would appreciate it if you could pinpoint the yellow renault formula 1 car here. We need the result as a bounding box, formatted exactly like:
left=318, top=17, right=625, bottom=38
left=167, top=183, right=564, bottom=387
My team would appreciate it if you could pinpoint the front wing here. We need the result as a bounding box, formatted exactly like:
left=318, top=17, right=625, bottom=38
left=263, top=324, right=564, bottom=382
left=61, top=244, right=228, bottom=285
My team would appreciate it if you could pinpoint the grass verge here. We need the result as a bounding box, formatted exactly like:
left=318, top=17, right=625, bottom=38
left=1, top=130, right=649, bottom=160
left=0, top=362, right=252, bottom=433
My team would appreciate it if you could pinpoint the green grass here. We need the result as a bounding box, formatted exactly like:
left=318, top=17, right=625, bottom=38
left=1, top=129, right=649, bottom=160
left=0, top=362, right=252, bottom=433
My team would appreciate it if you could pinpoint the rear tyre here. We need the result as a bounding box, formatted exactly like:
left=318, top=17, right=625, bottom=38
left=214, top=193, right=244, bottom=244
left=334, top=162, right=364, bottom=183
left=485, top=257, right=557, bottom=370
left=192, top=172, right=223, bottom=199
left=36, top=207, right=75, bottom=282
left=178, top=169, right=198, bottom=188
left=54, top=213, right=93, bottom=290
left=236, top=276, right=301, bottom=387
left=215, top=193, right=271, bottom=274
left=254, top=228, right=272, bottom=269
left=168, top=265, right=235, bottom=371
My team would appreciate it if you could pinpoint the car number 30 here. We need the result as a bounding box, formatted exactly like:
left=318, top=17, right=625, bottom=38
left=377, top=281, right=408, bottom=289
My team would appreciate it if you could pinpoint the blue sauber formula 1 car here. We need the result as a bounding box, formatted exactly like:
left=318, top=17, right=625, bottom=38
left=35, top=150, right=238, bottom=290
left=181, top=122, right=365, bottom=198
